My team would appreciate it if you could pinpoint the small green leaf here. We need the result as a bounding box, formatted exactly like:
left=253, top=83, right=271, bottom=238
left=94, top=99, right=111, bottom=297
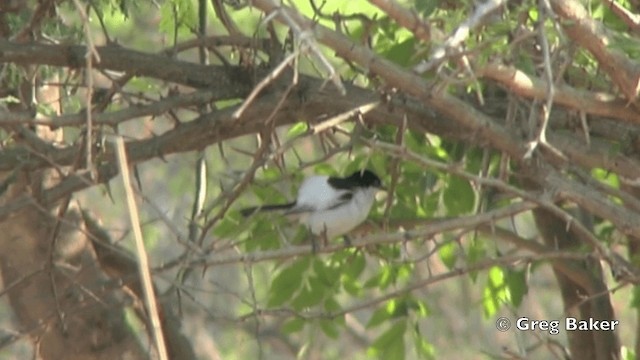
left=415, top=0, right=437, bottom=17
left=438, top=241, right=457, bottom=270
left=213, top=217, right=239, bottom=238
left=412, top=322, right=436, bottom=359
left=313, top=163, right=337, bottom=176
left=312, top=258, right=340, bottom=287
left=368, top=321, right=407, bottom=359
left=378, top=265, right=395, bottom=288
left=344, top=252, right=366, bottom=279
left=324, top=297, right=342, bottom=313
left=482, top=266, right=510, bottom=317
left=407, top=298, right=430, bottom=318
left=291, top=283, right=324, bottom=309
left=367, top=306, right=391, bottom=329
left=342, top=276, right=361, bottom=296
left=260, top=167, right=283, bottom=181
left=621, top=346, right=636, bottom=360
left=396, top=263, right=414, bottom=282
left=268, top=258, right=310, bottom=307
left=443, top=176, right=475, bottom=215
left=466, top=238, right=486, bottom=282
left=159, top=0, right=197, bottom=37
left=319, top=319, right=340, bottom=339
left=287, top=122, right=309, bottom=138
left=592, top=168, right=619, bottom=189
left=281, top=318, right=305, bottom=334
left=383, top=37, right=416, bottom=66
left=505, top=269, right=527, bottom=307
left=405, top=130, right=426, bottom=153
left=367, top=299, right=409, bottom=328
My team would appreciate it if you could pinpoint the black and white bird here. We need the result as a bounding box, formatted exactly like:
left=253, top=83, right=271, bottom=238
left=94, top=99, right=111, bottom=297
left=240, top=169, right=383, bottom=245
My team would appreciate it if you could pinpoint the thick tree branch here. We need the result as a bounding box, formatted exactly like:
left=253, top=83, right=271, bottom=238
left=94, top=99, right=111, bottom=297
left=0, top=39, right=253, bottom=93
left=550, top=0, right=640, bottom=101
left=0, top=89, right=219, bottom=127
left=479, top=63, right=640, bottom=124
left=250, top=0, right=524, bottom=159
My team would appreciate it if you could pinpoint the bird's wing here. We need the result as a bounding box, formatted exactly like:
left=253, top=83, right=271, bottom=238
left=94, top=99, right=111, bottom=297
left=326, top=191, right=353, bottom=209
left=286, top=191, right=354, bottom=215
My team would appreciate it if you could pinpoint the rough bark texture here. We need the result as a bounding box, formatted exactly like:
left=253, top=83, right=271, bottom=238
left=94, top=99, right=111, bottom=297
left=533, top=208, right=620, bottom=360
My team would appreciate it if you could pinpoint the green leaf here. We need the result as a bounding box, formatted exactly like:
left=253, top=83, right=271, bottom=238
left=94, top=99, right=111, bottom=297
left=319, top=319, right=340, bottom=339
left=324, top=297, right=342, bottom=313
left=291, top=283, right=324, bottom=309
left=268, top=258, right=310, bottom=307
left=364, top=263, right=402, bottom=289
left=414, top=335, right=435, bottom=359
left=415, top=0, right=437, bottom=17
left=312, top=258, right=340, bottom=287
left=159, top=0, right=197, bottom=37
left=245, top=217, right=282, bottom=251
left=482, top=266, right=510, bottom=317
left=341, top=253, right=365, bottom=296
left=212, top=216, right=239, bottom=238
left=621, top=346, right=636, bottom=360
left=383, top=37, right=416, bottom=67
left=367, top=299, right=409, bottom=328
left=396, top=263, right=414, bottom=282
left=344, top=252, right=366, bottom=279
left=287, top=122, right=309, bottom=138
left=313, top=163, right=337, bottom=176
left=505, top=269, right=527, bottom=307
left=438, top=241, right=457, bottom=270
left=407, top=298, right=430, bottom=318
left=251, top=185, right=286, bottom=204
left=342, top=276, right=361, bottom=296
left=412, top=322, right=436, bottom=359
left=260, top=167, right=283, bottom=181
left=404, top=130, right=427, bottom=153
left=443, top=176, right=475, bottom=215
left=281, top=318, right=305, bottom=334
left=466, top=238, right=486, bottom=282
left=368, top=321, right=407, bottom=359
left=592, top=168, right=619, bottom=189
left=367, top=306, right=391, bottom=329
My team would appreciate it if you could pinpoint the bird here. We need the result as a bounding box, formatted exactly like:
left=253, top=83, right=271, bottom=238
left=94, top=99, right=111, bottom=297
left=240, top=169, right=383, bottom=249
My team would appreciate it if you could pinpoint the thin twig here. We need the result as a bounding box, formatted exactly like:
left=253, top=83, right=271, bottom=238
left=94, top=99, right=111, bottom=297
left=262, top=4, right=345, bottom=94
left=524, top=0, right=564, bottom=160
left=112, top=136, right=168, bottom=360
left=71, top=0, right=100, bottom=173
left=413, top=0, right=506, bottom=73
left=232, top=50, right=299, bottom=119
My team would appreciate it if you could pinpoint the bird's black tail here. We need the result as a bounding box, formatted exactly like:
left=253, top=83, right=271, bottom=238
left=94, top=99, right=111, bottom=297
left=240, top=202, right=296, bottom=217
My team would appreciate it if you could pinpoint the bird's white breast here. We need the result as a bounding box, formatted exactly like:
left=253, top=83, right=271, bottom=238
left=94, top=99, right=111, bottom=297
left=295, top=175, right=350, bottom=211
left=302, top=187, right=377, bottom=239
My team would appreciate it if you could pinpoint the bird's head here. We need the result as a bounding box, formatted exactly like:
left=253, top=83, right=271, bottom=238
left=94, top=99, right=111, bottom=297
left=347, top=169, right=383, bottom=189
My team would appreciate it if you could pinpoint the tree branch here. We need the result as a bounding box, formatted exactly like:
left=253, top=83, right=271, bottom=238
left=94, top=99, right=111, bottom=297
left=550, top=0, right=640, bottom=101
